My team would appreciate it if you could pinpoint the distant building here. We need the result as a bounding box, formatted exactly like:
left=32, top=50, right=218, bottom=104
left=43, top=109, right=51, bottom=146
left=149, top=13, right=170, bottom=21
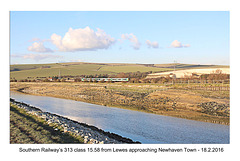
left=169, top=73, right=176, bottom=79
left=48, top=77, right=53, bottom=81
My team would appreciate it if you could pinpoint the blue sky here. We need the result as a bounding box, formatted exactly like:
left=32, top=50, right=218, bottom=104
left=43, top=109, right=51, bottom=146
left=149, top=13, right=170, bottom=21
left=10, top=11, right=229, bottom=65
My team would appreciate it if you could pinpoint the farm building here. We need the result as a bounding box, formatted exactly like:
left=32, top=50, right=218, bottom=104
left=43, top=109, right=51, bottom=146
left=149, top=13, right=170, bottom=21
left=48, top=77, right=53, bottom=81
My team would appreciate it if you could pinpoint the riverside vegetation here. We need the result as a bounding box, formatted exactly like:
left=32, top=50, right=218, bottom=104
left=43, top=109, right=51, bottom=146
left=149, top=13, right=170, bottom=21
left=10, top=82, right=230, bottom=125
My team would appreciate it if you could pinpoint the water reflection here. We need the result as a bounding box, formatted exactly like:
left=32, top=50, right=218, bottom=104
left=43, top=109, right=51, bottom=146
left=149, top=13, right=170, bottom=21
left=10, top=91, right=229, bottom=144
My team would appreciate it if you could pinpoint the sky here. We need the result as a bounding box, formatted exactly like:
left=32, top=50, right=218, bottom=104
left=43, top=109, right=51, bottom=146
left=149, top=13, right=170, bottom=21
left=10, top=11, right=229, bottom=65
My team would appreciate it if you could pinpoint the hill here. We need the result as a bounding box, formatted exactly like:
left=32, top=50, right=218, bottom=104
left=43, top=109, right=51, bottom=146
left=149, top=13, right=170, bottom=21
left=147, top=68, right=230, bottom=79
left=10, top=62, right=229, bottom=80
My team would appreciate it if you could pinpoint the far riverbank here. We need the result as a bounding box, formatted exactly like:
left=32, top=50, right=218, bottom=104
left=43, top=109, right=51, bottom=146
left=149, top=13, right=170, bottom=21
left=10, top=82, right=230, bottom=125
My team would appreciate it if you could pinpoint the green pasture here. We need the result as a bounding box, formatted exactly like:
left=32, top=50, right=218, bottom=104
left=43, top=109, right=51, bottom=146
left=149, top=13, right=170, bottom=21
left=10, top=63, right=108, bottom=80
left=98, top=65, right=169, bottom=73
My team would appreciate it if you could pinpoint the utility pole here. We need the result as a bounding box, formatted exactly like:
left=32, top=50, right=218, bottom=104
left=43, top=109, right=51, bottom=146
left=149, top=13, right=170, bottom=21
left=173, top=60, right=177, bottom=84
left=58, top=69, right=61, bottom=80
left=174, top=60, right=177, bottom=72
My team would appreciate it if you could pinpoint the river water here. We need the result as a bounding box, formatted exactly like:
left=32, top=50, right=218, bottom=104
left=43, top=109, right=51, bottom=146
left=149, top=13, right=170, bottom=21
left=10, top=91, right=229, bottom=144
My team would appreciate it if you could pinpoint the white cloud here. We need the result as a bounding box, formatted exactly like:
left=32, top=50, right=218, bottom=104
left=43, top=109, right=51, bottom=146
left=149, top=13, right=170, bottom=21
left=121, top=33, right=141, bottom=50
left=28, top=42, right=53, bottom=52
left=51, top=34, right=64, bottom=51
left=146, top=40, right=159, bottom=48
left=170, top=40, right=182, bottom=48
left=23, top=53, right=62, bottom=61
left=51, top=26, right=115, bottom=52
left=170, top=40, right=190, bottom=48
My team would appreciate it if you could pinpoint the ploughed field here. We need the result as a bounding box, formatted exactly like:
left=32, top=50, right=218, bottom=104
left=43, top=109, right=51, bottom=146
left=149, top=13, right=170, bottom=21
left=10, top=82, right=230, bottom=125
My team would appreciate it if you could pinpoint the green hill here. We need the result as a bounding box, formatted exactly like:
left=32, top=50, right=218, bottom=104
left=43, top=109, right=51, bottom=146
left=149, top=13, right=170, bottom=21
left=10, top=62, right=229, bottom=80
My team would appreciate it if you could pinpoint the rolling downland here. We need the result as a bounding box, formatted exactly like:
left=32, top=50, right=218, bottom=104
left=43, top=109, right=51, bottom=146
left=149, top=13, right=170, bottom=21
left=10, top=62, right=228, bottom=80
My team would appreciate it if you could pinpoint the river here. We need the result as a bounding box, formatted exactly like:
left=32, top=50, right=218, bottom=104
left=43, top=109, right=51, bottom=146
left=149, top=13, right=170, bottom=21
left=10, top=91, right=229, bottom=144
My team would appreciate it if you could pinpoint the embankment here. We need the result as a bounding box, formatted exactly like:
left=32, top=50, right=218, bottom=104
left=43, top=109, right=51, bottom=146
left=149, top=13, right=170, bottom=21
left=10, top=98, right=141, bottom=144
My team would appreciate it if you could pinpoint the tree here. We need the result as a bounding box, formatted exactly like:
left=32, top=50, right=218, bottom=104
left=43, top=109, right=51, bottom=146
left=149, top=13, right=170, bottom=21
left=43, top=78, right=49, bottom=82
left=116, top=72, right=128, bottom=78
left=214, top=69, right=223, bottom=74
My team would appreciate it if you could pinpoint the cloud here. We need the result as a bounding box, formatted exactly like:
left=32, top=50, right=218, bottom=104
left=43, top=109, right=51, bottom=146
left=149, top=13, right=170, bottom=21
left=170, top=40, right=190, bottom=48
left=146, top=40, right=159, bottom=48
left=121, top=33, right=141, bottom=50
left=28, top=42, right=53, bottom=53
left=50, top=26, right=115, bottom=52
left=23, top=53, right=62, bottom=61
left=170, top=40, right=182, bottom=48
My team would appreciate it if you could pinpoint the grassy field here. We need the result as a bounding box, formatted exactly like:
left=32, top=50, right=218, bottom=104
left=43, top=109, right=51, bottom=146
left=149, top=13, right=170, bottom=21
left=10, top=63, right=109, bottom=80
left=10, top=104, right=84, bottom=144
left=10, top=62, right=229, bottom=80
left=98, top=65, right=169, bottom=73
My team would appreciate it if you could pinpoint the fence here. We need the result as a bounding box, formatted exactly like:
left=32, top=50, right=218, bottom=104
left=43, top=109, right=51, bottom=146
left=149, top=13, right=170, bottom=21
left=163, top=79, right=230, bottom=91
left=171, top=79, right=230, bottom=84
left=185, top=86, right=230, bottom=91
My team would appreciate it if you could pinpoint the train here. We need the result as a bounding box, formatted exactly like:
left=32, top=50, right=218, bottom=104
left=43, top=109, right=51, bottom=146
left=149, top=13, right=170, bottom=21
left=81, top=78, right=129, bottom=82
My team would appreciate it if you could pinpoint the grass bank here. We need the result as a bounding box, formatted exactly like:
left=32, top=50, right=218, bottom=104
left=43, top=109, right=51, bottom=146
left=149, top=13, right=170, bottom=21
left=10, top=104, right=84, bottom=144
